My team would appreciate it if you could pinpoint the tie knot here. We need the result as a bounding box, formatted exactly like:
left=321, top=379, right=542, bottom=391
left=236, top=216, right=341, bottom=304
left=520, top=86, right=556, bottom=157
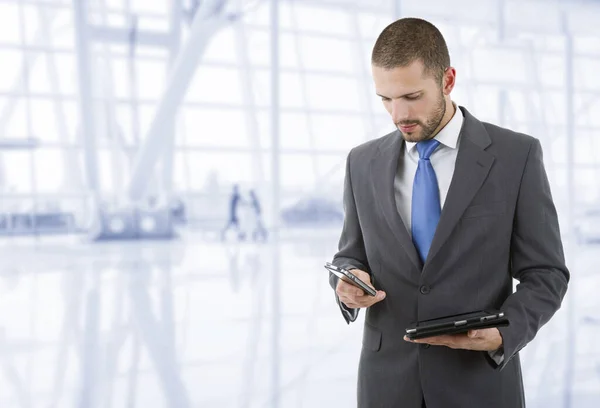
left=416, top=139, right=440, bottom=160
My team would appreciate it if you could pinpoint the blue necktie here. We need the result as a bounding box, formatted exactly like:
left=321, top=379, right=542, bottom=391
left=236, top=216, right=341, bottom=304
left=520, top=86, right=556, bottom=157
left=411, top=139, right=441, bottom=263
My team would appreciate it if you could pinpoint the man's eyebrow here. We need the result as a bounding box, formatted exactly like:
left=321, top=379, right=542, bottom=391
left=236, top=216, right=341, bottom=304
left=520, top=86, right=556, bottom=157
left=376, top=91, right=422, bottom=99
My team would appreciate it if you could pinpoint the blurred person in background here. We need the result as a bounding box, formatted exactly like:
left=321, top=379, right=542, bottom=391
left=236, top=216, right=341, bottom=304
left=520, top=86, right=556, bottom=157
left=327, top=17, right=569, bottom=408
left=248, top=189, right=268, bottom=242
left=221, top=183, right=246, bottom=241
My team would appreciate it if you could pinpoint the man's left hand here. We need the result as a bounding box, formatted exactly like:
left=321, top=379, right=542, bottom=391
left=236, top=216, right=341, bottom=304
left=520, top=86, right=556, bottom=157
left=403, top=328, right=503, bottom=352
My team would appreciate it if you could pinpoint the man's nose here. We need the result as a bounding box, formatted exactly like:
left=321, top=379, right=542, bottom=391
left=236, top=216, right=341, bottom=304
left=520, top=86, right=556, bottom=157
left=391, top=100, right=410, bottom=124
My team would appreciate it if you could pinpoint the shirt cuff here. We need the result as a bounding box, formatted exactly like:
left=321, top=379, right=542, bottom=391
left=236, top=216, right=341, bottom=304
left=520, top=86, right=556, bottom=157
left=340, top=300, right=359, bottom=321
left=488, top=347, right=505, bottom=365
left=336, top=293, right=359, bottom=322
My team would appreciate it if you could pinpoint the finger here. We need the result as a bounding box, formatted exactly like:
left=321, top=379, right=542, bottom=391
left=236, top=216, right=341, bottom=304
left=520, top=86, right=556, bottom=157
left=368, top=291, right=386, bottom=305
left=336, top=284, right=356, bottom=297
left=338, top=294, right=354, bottom=304
left=346, top=283, right=366, bottom=297
left=340, top=288, right=363, bottom=297
left=337, top=281, right=364, bottom=297
left=350, top=270, right=371, bottom=284
left=343, top=290, right=386, bottom=309
left=354, top=291, right=385, bottom=308
left=339, top=297, right=360, bottom=308
left=340, top=293, right=365, bottom=308
left=336, top=279, right=354, bottom=291
left=435, top=334, right=475, bottom=349
left=468, top=330, right=479, bottom=338
left=413, top=335, right=453, bottom=346
left=351, top=296, right=371, bottom=308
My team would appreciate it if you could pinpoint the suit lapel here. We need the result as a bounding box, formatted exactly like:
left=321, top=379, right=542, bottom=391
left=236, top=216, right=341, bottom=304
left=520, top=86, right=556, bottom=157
left=424, top=107, right=495, bottom=268
left=370, top=131, right=423, bottom=272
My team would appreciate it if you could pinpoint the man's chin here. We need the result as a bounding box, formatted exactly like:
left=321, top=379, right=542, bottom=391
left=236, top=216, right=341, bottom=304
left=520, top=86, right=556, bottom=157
left=399, top=130, right=424, bottom=143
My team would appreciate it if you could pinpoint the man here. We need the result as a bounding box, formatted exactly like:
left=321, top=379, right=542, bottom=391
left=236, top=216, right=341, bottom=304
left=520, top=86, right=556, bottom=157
left=221, top=184, right=245, bottom=241
left=328, top=17, right=569, bottom=408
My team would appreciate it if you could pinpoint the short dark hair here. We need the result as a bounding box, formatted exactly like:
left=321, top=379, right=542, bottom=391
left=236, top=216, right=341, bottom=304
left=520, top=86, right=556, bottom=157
left=371, top=18, right=450, bottom=84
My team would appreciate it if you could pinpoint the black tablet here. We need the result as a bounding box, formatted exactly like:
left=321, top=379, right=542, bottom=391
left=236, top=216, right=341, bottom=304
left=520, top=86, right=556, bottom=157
left=405, top=309, right=509, bottom=340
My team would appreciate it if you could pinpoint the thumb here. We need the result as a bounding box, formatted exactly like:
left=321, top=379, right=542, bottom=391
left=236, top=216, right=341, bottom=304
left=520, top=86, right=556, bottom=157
left=376, top=291, right=386, bottom=301
left=468, top=330, right=479, bottom=338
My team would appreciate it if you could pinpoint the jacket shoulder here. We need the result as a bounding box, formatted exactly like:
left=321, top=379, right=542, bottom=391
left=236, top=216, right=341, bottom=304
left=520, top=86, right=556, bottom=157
left=481, top=121, right=538, bottom=149
left=349, top=129, right=398, bottom=160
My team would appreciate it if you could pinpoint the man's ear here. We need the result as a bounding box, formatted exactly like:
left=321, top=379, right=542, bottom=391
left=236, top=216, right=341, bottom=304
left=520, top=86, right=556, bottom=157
left=442, top=67, right=456, bottom=95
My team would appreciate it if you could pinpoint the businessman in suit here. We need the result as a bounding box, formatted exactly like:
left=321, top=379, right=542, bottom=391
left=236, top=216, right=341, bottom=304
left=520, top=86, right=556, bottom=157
left=328, top=18, right=569, bottom=408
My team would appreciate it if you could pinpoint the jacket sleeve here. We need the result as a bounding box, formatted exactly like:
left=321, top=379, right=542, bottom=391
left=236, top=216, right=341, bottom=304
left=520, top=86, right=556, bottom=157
left=496, top=138, right=569, bottom=370
left=329, top=148, right=372, bottom=324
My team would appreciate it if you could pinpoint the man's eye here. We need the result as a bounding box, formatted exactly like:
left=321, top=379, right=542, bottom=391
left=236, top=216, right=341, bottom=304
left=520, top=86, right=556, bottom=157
left=381, top=97, right=391, bottom=102
left=405, top=95, right=420, bottom=101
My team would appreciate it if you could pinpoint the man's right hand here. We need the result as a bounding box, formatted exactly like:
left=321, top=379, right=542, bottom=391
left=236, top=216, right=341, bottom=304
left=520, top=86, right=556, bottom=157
left=336, top=269, right=386, bottom=309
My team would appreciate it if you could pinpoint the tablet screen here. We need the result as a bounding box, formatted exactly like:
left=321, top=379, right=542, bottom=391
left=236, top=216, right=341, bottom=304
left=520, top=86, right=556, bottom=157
left=415, top=310, right=498, bottom=329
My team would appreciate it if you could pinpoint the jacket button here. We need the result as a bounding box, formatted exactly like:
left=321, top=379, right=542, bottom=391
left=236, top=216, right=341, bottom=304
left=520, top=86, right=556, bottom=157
left=419, top=285, right=430, bottom=294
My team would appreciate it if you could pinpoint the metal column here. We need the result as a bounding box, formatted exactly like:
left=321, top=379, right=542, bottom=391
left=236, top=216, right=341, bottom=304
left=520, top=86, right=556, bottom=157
left=269, top=0, right=281, bottom=407
left=562, top=11, right=575, bottom=408
left=73, top=0, right=100, bottom=198
left=160, top=0, right=184, bottom=201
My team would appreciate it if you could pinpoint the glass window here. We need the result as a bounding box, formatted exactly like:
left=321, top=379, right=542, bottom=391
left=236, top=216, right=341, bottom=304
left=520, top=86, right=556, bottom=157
left=138, top=103, right=156, bottom=138
left=32, top=148, right=65, bottom=193
left=575, top=57, right=600, bottom=91
left=356, top=12, right=391, bottom=40
left=54, top=53, right=77, bottom=95
left=108, top=56, right=132, bottom=100
left=471, top=47, right=529, bottom=83
left=98, top=149, right=130, bottom=193
left=280, top=72, right=305, bottom=109
left=137, top=15, right=170, bottom=32
left=280, top=112, right=312, bottom=149
left=1, top=151, right=32, bottom=193
left=280, top=33, right=299, bottom=69
left=29, top=52, right=53, bottom=94
left=114, top=103, right=135, bottom=144
left=574, top=131, right=600, bottom=165
left=204, top=28, right=238, bottom=64
left=575, top=35, right=600, bottom=55
left=305, top=74, right=361, bottom=111
left=575, top=94, right=600, bottom=128
left=0, top=3, right=21, bottom=44
left=548, top=133, right=567, bottom=166
left=289, top=4, right=352, bottom=36
left=574, top=168, right=600, bottom=204
left=30, top=98, right=61, bottom=142
left=280, top=153, right=318, bottom=188
left=185, top=152, right=255, bottom=187
left=173, top=151, right=189, bottom=191
left=505, top=0, right=561, bottom=32
left=51, top=8, right=75, bottom=50
left=182, top=107, right=248, bottom=148
left=135, top=59, right=166, bottom=100
left=3, top=97, right=29, bottom=138
left=299, top=36, right=356, bottom=73
left=311, top=113, right=366, bottom=150
left=0, top=49, right=24, bottom=93
left=186, top=66, right=244, bottom=105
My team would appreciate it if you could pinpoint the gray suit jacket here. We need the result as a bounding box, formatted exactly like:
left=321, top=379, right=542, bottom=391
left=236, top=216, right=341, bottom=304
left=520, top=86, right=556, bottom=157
left=329, top=106, right=569, bottom=408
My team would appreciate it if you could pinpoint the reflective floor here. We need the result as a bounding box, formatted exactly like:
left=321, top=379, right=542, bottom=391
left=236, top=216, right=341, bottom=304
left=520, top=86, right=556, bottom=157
left=0, top=230, right=598, bottom=407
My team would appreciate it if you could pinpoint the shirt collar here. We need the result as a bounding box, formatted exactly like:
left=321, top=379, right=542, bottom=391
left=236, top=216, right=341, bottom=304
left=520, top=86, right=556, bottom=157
left=405, top=103, right=463, bottom=153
